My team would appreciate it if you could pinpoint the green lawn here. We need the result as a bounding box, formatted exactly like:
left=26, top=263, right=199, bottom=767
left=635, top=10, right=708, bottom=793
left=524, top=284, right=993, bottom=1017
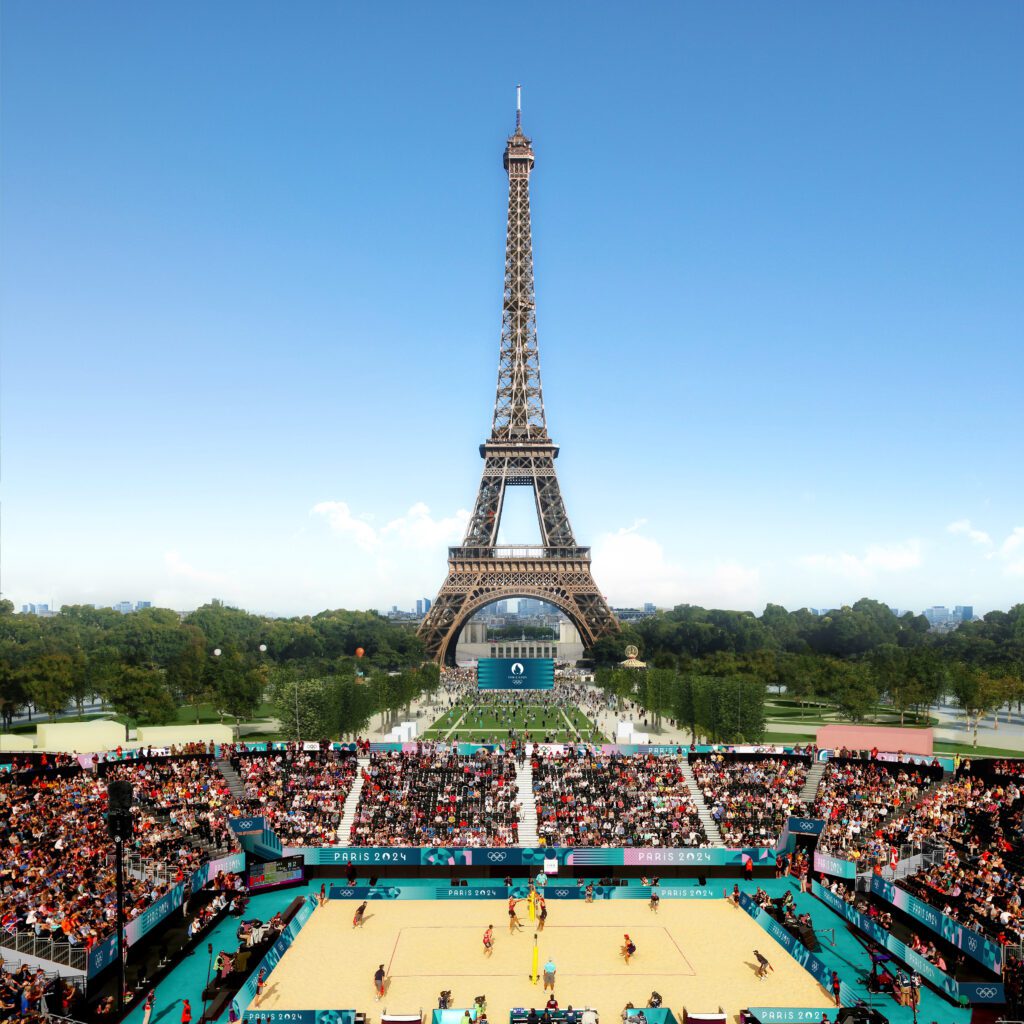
left=422, top=701, right=605, bottom=743
left=7, top=701, right=278, bottom=736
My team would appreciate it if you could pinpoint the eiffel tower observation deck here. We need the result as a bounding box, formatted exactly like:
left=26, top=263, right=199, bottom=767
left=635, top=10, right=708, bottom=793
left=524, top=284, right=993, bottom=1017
left=419, top=89, right=619, bottom=665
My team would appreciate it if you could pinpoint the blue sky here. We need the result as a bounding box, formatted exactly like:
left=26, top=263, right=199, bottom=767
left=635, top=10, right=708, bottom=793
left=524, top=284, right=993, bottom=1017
left=2, top=2, right=1022, bottom=617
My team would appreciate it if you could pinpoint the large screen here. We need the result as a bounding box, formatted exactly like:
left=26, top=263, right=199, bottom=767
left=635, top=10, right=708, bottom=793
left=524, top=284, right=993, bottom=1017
left=246, top=854, right=306, bottom=893
left=477, top=658, right=554, bottom=690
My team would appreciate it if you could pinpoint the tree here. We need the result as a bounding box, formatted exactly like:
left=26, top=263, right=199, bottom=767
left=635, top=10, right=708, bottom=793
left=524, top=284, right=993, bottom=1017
left=271, top=672, right=330, bottom=741
left=951, top=666, right=1011, bottom=747
left=827, top=661, right=878, bottom=723
left=0, top=640, right=29, bottom=730
left=24, top=653, right=75, bottom=719
left=167, top=626, right=209, bottom=720
left=104, top=666, right=176, bottom=725
left=212, top=650, right=264, bottom=736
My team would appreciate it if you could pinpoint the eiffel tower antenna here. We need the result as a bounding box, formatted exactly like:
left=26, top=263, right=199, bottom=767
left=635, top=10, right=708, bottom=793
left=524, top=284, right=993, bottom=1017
left=418, top=98, right=620, bottom=665
left=516, top=84, right=522, bottom=131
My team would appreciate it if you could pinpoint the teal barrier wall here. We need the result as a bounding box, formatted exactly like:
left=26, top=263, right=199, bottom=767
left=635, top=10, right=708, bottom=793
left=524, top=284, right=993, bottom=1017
left=869, top=875, right=1002, bottom=974
left=749, top=1011, right=836, bottom=1023
left=812, top=882, right=1004, bottom=1005
left=87, top=852, right=245, bottom=977
left=738, top=891, right=860, bottom=1008
left=230, top=895, right=319, bottom=1017
left=812, top=852, right=857, bottom=880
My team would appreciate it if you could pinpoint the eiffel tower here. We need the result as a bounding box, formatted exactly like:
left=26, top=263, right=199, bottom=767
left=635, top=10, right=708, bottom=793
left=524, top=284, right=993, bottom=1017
left=419, top=90, right=620, bottom=665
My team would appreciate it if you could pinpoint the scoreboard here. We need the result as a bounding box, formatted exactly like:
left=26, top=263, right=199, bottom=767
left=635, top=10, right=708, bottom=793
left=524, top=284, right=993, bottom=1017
left=477, top=658, right=554, bottom=690
left=246, top=854, right=306, bottom=893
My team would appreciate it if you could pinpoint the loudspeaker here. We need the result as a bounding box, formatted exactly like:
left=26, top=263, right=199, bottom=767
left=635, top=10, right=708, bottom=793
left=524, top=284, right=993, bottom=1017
left=108, top=781, right=134, bottom=811
left=107, top=781, right=135, bottom=840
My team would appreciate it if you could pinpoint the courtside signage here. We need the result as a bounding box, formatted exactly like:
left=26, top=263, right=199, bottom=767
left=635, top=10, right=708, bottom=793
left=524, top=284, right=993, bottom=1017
left=869, top=875, right=1002, bottom=974
left=288, top=846, right=779, bottom=867
left=477, top=658, right=554, bottom=690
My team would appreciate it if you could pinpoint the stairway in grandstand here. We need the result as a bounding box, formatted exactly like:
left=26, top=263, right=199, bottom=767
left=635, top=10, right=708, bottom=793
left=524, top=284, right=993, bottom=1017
left=798, top=759, right=826, bottom=803
left=515, top=759, right=539, bottom=846
left=217, top=753, right=282, bottom=859
left=336, top=754, right=368, bottom=847
left=678, top=759, right=726, bottom=846
left=216, top=754, right=248, bottom=802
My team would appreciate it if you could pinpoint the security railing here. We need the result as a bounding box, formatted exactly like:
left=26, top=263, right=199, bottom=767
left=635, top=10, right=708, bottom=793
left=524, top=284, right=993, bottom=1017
left=0, top=931, right=88, bottom=973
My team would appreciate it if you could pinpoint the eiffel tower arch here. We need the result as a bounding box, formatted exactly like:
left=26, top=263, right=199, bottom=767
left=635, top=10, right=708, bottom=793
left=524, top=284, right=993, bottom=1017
left=419, top=91, right=620, bottom=665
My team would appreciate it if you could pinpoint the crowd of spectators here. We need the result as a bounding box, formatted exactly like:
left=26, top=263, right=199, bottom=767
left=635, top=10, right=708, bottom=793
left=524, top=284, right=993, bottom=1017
left=692, top=755, right=809, bottom=847
left=107, top=756, right=237, bottom=868
left=350, top=748, right=520, bottom=846
left=0, top=755, right=240, bottom=955
left=899, top=774, right=1022, bottom=947
left=231, top=750, right=359, bottom=846
left=532, top=750, right=708, bottom=847
left=811, top=756, right=1023, bottom=1012
left=811, top=760, right=937, bottom=863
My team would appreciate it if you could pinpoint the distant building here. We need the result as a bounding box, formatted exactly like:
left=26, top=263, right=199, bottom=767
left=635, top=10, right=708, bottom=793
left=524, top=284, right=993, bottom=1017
left=423, top=597, right=432, bottom=613
left=113, top=600, right=134, bottom=614
left=20, top=603, right=56, bottom=617
left=643, top=602, right=656, bottom=614
left=454, top=618, right=583, bottom=665
left=922, top=605, right=973, bottom=633
left=135, top=601, right=152, bottom=611
left=415, top=599, right=424, bottom=615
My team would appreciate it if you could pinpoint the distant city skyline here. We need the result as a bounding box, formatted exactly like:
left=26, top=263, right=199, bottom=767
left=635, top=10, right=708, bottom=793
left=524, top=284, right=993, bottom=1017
left=2, top=4, right=1021, bottom=618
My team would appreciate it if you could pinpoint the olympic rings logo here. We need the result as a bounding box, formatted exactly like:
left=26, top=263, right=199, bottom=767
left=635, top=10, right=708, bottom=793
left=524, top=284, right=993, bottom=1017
left=975, top=987, right=997, bottom=999
left=487, top=852, right=508, bottom=862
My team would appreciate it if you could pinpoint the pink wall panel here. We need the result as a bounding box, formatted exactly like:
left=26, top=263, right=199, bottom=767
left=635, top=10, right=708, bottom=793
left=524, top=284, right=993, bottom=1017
left=817, top=724, right=934, bottom=756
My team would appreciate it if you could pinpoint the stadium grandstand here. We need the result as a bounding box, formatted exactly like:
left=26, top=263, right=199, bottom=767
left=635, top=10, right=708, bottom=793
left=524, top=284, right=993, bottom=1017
left=1, top=731, right=1021, bottom=1024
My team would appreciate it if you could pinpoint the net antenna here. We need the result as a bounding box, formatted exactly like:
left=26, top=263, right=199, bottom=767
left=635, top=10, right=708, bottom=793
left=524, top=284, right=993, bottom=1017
left=816, top=927, right=836, bottom=947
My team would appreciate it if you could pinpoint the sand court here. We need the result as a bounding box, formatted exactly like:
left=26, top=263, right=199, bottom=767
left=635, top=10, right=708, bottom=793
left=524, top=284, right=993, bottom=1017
left=252, top=898, right=834, bottom=1022
left=390, top=924, right=694, bottom=978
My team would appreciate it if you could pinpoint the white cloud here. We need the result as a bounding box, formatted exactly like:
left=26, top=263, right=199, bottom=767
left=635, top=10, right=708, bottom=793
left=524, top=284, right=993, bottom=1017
left=999, top=526, right=1024, bottom=558
left=591, top=524, right=762, bottom=609
left=310, top=501, right=379, bottom=551
left=947, top=519, right=993, bottom=546
left=380, top=502, right=470, bottom=549
left=312, top=500, right=469, bottom=553
left=799, top=539, right=923, bottom=580
left=989, top=526, right=1024, bottom=578
left=164, top=550, right=229, bottom=587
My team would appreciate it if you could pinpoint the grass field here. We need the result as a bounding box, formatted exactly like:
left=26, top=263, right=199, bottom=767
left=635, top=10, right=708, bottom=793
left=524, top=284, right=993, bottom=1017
left=422, top=702, right=605, bottom=743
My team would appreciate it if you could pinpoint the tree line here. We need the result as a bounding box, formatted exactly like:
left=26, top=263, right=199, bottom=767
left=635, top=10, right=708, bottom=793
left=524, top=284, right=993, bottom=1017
left=0, top=599, right=432, bottom=737
left=590, top=599, right=1024, bottom=746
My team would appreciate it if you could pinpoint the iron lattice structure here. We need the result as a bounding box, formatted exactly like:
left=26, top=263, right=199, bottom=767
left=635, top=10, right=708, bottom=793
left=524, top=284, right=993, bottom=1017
left=419, top=101, right=620, bottom=665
